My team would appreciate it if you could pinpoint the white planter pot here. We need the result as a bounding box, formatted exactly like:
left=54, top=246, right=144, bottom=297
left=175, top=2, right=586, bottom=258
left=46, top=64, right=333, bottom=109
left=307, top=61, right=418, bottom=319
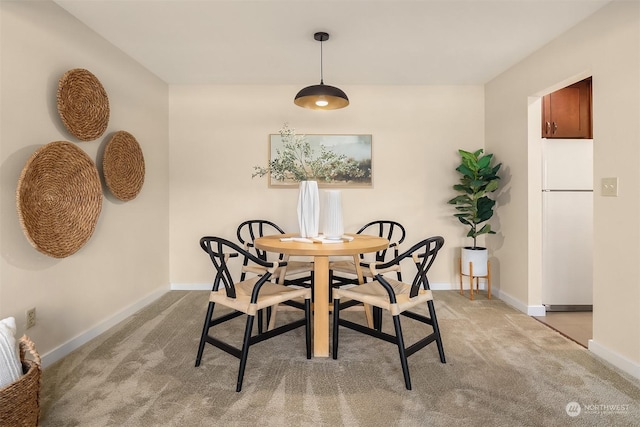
left=461, top=247, right=488, bottom=276
left=297, top=180, right=319, bottom=238
left=322, top=190, right=344, bottom=239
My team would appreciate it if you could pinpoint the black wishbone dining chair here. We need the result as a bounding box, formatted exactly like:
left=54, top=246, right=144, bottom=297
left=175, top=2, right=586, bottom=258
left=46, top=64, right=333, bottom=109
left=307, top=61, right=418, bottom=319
left=237, top=219, right=314, bottom=331
left=237, top=219, right=314, bottom=287
left=195, top=236, right=311, bottom=392
left=329, top=220, right=406, bottom=329
left=329, top=220, right=406, bottom=287
left=332, top=236, right=446, bottom=390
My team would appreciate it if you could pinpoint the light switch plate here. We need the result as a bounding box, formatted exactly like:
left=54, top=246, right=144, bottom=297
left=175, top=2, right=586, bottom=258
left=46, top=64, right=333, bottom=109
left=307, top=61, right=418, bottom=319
left=601, top=177, right=618, bottom=197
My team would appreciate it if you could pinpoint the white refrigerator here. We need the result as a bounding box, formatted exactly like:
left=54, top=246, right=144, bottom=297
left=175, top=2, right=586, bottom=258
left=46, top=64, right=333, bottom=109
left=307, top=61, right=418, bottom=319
left=541, top=139, right=593, bottom=310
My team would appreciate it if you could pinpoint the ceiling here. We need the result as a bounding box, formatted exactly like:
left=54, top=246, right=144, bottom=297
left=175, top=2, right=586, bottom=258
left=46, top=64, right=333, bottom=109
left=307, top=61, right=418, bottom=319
left=53, top=0, right=611, bottom=86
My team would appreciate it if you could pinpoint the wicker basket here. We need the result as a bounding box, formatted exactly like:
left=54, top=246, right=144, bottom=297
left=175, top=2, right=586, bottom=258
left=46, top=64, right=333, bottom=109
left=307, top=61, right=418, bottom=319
left=103, top=130, right=145, bottom=201
left=57, top=68, right=110, bottom=141
left=16, top=141, right=103, bottom=258
left=0, top=336, right=41, bottom=427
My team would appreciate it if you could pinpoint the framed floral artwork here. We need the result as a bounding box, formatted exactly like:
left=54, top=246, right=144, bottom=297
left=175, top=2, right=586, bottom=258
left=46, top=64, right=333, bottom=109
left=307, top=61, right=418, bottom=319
left=261, top=132, right=373, bottom=188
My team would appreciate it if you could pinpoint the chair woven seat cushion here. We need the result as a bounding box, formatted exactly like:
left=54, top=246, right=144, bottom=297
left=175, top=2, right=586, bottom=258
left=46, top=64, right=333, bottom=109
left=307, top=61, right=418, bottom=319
left=242, top=261, right=314, bottom=277
left=241, top=265, right=273, bottom=276
left=334, top=279, right=433, bottom=316
left=329, top=260, right=400, bottom=277
left=209, top=278, right=311, bottom=316
left=280, top=260, right=314, bottom=275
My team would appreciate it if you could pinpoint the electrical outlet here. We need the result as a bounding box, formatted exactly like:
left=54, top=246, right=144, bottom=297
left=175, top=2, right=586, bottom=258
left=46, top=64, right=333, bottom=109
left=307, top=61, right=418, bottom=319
left=602, top=177, right=618, bottom=197
left=26, top=307, right=36, bottom=329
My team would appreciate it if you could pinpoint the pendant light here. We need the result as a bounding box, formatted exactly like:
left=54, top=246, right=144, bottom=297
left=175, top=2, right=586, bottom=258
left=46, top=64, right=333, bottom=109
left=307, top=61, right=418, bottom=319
left=294, top=32, right=349, bottom=110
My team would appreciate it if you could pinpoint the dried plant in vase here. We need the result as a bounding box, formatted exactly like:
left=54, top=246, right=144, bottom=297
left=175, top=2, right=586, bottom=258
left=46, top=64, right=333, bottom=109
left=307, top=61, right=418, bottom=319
left=253, top=123, right=363, bottom=238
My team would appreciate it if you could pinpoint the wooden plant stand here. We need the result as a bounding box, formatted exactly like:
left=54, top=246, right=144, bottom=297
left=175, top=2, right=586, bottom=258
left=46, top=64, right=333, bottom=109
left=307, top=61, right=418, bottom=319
left=459, top=258, right=491, bottom=300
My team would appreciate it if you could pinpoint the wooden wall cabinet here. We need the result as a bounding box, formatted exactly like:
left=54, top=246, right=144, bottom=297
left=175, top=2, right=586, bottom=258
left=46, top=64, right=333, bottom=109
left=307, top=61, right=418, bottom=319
left=542, top=77, right=592, bottom=139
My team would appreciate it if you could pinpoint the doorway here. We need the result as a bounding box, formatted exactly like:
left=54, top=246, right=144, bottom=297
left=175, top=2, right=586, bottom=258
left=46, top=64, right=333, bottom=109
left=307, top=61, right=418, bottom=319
left=528, top=74, right=594, bottom=347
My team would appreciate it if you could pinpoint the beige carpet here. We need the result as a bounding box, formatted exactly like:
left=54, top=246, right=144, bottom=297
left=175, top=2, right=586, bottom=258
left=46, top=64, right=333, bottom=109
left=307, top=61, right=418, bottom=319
left=39, top=291, right=640, bottom=426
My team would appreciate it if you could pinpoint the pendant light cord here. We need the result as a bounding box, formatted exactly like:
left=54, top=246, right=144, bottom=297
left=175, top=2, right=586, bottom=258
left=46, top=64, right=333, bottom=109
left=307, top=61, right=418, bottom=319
left=319, top=38, right=324, bottom=85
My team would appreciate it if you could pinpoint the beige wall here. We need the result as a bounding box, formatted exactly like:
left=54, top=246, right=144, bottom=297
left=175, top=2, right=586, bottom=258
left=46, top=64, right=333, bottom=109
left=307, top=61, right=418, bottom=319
left=0, top=1, right=170, bottom=364
left=3, top=0, right=638, bottom=380
left=168, top=85, right=485, bottom=288
left=486, top=0, right=640, bottom=376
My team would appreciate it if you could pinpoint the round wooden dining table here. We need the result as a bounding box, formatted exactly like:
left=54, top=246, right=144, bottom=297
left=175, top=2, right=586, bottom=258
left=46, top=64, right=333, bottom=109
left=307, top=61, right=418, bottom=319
left=254, top=233, right=389, bottom=357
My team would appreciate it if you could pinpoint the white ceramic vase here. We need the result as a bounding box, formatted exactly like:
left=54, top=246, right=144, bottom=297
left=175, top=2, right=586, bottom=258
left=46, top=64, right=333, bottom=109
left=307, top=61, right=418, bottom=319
left=322, top=190, right=344, bottom=239
left=461, top=246, right=488, bottom=276
left=297, top=180, right=319, bottom=238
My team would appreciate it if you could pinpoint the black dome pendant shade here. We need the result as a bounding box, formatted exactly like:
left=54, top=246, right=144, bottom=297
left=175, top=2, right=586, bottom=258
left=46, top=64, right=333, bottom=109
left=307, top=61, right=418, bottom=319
left=294, top=32, right=349, bottom=110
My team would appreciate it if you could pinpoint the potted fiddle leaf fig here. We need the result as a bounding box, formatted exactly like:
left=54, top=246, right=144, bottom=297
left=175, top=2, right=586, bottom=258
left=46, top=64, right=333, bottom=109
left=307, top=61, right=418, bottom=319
left=448, top=148, right=502, bottom=276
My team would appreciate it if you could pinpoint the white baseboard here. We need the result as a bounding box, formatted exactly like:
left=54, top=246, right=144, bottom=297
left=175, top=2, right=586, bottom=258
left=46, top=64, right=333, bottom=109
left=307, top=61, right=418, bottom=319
left=527, top=305, right=546, bottom=316
left=589, top=339, right=640, bottom=380
left=41, top=287, right=168, bottom=368
left=498, top=289, right=545, bottom=316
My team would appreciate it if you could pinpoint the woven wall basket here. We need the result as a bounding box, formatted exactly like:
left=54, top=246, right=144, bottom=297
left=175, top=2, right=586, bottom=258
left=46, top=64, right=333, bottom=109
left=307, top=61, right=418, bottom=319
left=57, top=68, right=110, bottom=141
left=103, top=131, right=145, bottom=201
left=16, top=141, right=103, bottom=258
